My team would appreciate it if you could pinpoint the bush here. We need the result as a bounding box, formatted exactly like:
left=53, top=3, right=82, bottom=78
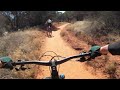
left=0, top=28, right=46, bottom=78
left=61, top=19, right=120, bottom=79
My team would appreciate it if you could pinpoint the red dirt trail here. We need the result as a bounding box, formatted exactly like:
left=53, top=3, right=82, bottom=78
left=35, top=23, right=105, bottom=79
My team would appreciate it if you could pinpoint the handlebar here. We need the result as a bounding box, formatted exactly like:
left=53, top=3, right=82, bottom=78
left=56, top=52, right=91, bottom=65
left=12, top=60, right=51, bottom=66
left=3, top=51, right=92, bottom=79
left=11, top=52, right=91, bottom=66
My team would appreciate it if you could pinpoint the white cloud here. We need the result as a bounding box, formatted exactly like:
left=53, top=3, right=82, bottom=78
left=57, top=11, right=65, bottom=13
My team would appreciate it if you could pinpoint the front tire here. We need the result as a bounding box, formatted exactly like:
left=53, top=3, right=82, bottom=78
left=43, top=77, right=52, bottom=79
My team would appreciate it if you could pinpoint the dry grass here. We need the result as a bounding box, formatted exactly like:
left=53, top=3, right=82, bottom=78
left=0, top=27, right=46, bottom=79
left=61, top=20, right=120, bottom=79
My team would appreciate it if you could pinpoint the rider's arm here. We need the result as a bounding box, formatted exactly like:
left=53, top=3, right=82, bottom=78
left=45, top=21, right=47, bottom=24
left=100, top=40, right=120, bottom=55
left=108, top=40, right=120, bottom=55
left=100, top=45, right=109, bottom=55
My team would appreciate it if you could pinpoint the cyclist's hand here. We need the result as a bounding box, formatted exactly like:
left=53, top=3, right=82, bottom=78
left=0, top=57, right=13, bottom=70
left=89, top=46, right=101, bottom=59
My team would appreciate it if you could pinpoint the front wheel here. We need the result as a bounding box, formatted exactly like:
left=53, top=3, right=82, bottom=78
left=43, top=77, right=52, bottom=79
left=43, top=74, right=65, bottom=79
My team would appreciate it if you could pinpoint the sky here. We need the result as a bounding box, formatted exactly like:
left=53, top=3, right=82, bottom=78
left=57, top=11, right=65, bottom=13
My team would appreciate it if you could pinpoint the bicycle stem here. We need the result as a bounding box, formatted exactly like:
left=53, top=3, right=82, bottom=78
left=50, top=60, right=59, bottom=79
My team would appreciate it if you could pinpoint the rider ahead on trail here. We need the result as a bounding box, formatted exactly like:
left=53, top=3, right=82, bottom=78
left=45, top=18, right=53, bottom=37
left=45, top=18, right=52, bottom=28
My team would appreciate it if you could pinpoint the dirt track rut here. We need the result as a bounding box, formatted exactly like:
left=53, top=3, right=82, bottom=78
left=35, top=24, right=104, bottom=79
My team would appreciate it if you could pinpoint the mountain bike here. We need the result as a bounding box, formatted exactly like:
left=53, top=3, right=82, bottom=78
left=10, top=51, right=92, bottom=79
left=46, top=24, right=52, bottom=37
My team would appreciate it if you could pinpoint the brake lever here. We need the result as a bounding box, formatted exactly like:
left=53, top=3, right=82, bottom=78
left=86, top=57, right=92, bottom=61
left=76, top=57, right=87, bottom=62
left=15, top=65, right=31, bottom=71
left=15, top=59, right=31, bottom=71
left=15, top=65, right=26, bottom=71
left=76, top=56, right=92, bottom=62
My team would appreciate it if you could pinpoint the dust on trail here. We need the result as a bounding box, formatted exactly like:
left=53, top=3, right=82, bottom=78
left=35, top=23, right=105, bottom=79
